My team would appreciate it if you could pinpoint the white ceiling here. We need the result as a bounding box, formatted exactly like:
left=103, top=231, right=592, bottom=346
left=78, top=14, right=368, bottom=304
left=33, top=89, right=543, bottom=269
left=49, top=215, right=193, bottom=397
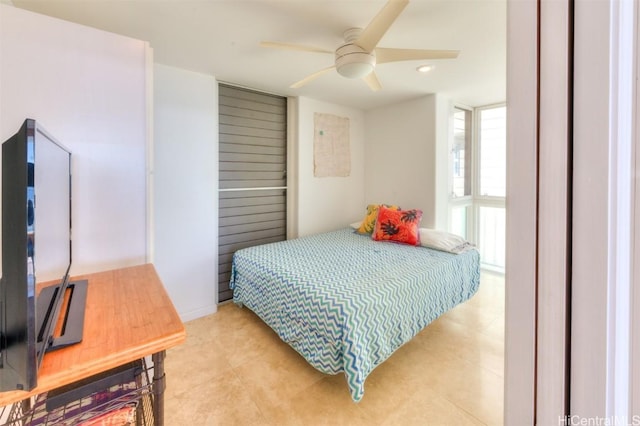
left=11, top=0, right=506, bottom=111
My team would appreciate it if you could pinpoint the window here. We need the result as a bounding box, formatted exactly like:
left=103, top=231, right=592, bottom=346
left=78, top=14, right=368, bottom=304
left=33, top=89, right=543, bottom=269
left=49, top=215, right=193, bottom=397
left=478, top=205, right=506, bottom=270
left=448, top=104, right=506, bottom=271
left=479, top=106, right=507, bottom=197
left=452, top=107, right=472, bottom=198
left=449, top=107, right=473, bottom=241
left=450, top=204, right=471, bottom=240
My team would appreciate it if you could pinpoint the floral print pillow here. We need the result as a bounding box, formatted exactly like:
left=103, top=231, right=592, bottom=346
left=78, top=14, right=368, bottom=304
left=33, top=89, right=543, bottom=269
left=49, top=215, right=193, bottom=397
left=372, top=206, right=423, bottom=246
left=356, top=204, right=400, bottom=235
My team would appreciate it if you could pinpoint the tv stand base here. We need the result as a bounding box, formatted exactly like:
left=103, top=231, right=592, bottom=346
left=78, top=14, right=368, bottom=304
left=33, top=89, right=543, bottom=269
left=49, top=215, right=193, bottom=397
left=36, top=279, right=88, bottom=354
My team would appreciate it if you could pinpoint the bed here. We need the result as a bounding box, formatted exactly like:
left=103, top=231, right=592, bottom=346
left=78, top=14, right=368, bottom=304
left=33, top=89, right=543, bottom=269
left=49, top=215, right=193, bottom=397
left=229, top=227, right=480, bottom=402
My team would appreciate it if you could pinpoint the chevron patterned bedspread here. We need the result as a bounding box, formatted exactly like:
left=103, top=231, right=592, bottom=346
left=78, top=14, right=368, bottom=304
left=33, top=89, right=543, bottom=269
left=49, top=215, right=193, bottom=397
left=229, top=227, right=480, bottom=402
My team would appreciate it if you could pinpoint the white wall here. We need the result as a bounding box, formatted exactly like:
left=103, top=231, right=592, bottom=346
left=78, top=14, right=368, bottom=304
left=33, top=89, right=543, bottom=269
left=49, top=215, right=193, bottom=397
left=295, top=97, right=366, bottom=236
left=0, top=4, right=149, bottom=276
left=364, top=94, right=451, bottom=230
left=153, top=64, right=217, bottom=321
left=434, top=96, right=453, bottom=230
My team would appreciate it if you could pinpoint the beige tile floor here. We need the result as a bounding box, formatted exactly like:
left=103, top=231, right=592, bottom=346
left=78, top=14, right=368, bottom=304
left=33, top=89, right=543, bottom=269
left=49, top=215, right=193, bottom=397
left=163, top=272, right=504, bottom=426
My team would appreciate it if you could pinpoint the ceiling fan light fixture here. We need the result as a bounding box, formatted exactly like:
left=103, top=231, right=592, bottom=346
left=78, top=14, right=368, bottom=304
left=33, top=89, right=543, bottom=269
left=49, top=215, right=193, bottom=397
left=335, top=44, right=376, bottom=79
left=337, top=60, right=375, bottom=79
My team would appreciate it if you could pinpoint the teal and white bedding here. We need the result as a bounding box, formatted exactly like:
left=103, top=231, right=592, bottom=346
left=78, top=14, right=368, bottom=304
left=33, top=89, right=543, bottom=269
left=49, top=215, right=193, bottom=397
left=230, top=227, right=480, bottom=402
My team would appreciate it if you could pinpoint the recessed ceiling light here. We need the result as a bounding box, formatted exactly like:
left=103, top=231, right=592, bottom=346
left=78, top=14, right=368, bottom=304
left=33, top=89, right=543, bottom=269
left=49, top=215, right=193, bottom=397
left=416, top=65, right=434, bottom=73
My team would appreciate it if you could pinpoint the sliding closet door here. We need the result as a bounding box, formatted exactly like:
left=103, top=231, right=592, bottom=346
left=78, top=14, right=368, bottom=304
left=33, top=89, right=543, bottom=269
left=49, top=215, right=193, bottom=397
left=505, top=0, right=572, bottom=422
left=217, top=84, right=287, bottom=302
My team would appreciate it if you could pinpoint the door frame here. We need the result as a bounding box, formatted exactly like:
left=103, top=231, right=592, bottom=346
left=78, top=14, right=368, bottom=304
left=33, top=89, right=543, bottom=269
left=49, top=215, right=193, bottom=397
left=506, top=0, right=639, bottom=422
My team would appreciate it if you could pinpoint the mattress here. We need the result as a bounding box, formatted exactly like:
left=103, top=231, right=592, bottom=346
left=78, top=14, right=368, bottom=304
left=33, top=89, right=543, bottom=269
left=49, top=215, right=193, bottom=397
left=230, top=227, right=480, bottom=401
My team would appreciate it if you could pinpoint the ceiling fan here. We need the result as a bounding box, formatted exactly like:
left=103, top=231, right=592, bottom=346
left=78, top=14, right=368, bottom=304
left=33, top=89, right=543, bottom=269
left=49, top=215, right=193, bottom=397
left=260, top=0, right=460, bottom=91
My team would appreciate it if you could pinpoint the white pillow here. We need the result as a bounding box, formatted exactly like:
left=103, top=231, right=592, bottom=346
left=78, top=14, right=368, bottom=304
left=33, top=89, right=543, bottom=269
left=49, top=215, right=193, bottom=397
left=419, top=228, right=474, bottom=254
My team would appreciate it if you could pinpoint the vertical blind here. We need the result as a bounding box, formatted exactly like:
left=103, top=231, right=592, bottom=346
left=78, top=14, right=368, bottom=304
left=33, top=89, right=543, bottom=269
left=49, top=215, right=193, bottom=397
left=218, top=84, right=287, bottom=302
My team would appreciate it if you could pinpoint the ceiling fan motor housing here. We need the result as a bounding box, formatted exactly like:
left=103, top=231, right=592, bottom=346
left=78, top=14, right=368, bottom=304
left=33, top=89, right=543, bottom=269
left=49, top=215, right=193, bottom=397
left=335, top=28, right=376, bottom=79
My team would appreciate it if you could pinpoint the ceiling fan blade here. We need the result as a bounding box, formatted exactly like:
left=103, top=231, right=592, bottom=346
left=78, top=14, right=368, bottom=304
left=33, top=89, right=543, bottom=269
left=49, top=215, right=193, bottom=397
left=290, top=66, right=336, bottom=89
left=260, top=41, right=333, bottom=54
left=375, top=47, right=460, bottom=64
left=363, top=71, right=382, bottom=92
left=355, top=0, right=409, bottom=52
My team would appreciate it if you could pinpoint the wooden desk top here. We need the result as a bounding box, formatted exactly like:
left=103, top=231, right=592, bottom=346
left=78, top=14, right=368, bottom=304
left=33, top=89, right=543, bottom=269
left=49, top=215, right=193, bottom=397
left=0, top=263, right=186, bottom=406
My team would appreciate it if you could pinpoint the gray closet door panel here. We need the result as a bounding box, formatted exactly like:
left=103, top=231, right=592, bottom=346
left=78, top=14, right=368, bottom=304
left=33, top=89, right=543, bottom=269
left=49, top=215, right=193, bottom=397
left=219, top=114, right=286, bottom=132
left=219, top=152, right=286, bottom=164
left=219, top=219, right=286, bottom=237
left=220, top=179, right=286, bottom=190
left=219, top=85, right=286, bottom=107
left=219, top=227, right=285, bottom=246
left=220, top=194, right=285, bottom=208
left=218, top=84, right=287, bottom=303
left=218, top=277, right=233, bottom=302
left=218, top=95, right=285, bottom=112
left=219, top=211, right=285, bottom=227
left=219, top=123, right=285, bottom=140
left=220, top=188, right=284, bottom=197
left=218, top=253, right=234, bottom=266
left=219, top=203, right=285, bottom=218
left=219, top=142, right=285, bottom=156
left=219, top=104, right=285, bottom=124
left=219, top=162, right=284, bottom=173
left=220, top=133, right=285, bottom=148
left=220, top=170, right=285, bottom=182
left=219, top=189, right=286, bottom=209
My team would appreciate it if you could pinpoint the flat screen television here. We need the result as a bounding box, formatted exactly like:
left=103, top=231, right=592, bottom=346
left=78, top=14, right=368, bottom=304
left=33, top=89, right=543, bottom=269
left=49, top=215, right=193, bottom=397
left=0, top=118, right=87, bottom=392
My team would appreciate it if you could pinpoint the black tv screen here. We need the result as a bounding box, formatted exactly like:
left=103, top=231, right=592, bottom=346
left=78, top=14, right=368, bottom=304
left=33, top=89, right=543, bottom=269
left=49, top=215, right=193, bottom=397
left=0, top=118, right=80, bottom=391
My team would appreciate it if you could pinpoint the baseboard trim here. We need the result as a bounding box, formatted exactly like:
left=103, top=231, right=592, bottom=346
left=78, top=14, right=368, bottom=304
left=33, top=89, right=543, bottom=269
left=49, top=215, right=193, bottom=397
left=179, top=304, right=217, bottom=322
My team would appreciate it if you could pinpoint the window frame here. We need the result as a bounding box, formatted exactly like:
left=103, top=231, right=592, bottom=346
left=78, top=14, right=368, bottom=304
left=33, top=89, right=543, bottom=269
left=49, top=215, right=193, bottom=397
left=448, top=102, right=506, bottom=272
left=448, top=105, right=474, bottom=241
